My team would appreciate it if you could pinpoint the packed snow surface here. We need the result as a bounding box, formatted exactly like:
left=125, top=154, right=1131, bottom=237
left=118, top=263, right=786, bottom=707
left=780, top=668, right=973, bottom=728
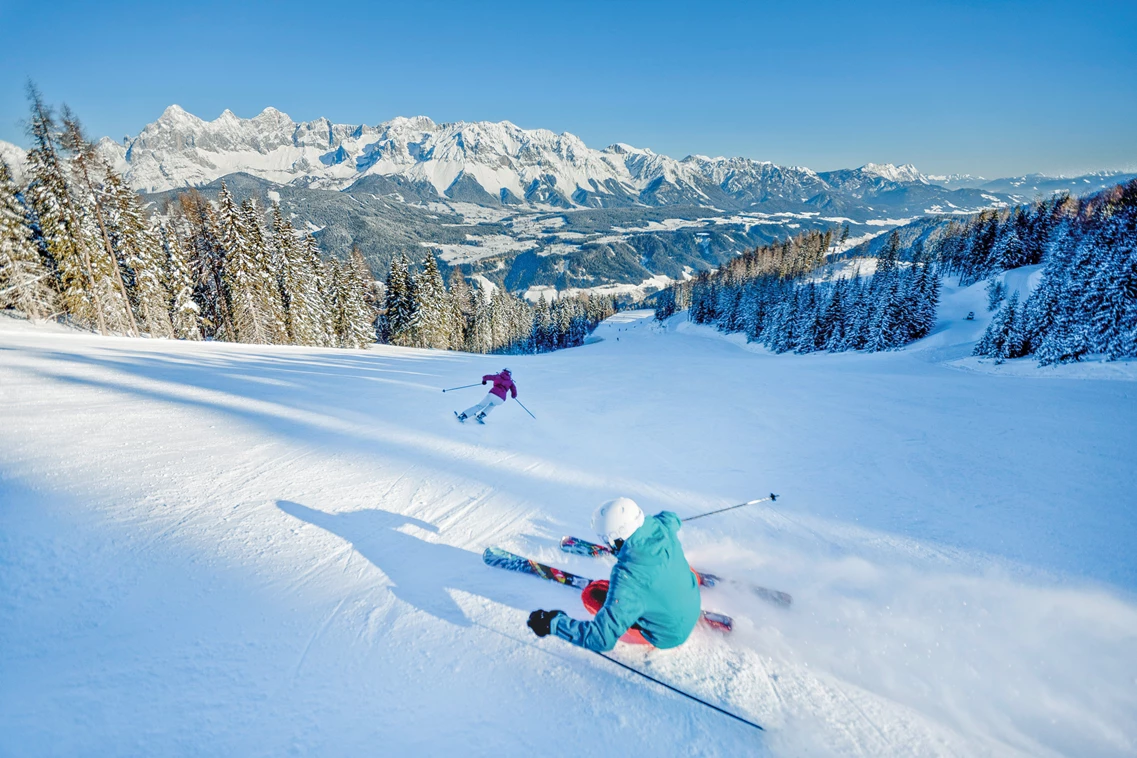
left=1, top=285, right=1135, bottom=756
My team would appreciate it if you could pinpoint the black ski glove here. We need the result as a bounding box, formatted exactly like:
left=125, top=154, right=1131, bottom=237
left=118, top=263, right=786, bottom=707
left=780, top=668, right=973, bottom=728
left=527, top=609, right=562, bottom=638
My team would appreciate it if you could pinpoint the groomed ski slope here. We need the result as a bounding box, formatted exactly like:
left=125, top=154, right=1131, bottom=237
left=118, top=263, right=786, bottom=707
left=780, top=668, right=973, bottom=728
left=1, top=276, right=1135, bottom=757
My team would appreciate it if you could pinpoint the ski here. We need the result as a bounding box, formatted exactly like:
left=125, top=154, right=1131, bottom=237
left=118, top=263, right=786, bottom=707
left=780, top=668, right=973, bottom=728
left=559, top=536, right=793, bottom=608
left=483, top=546, right=591, bottom=589
left=482, top=547, right=732, bottom=633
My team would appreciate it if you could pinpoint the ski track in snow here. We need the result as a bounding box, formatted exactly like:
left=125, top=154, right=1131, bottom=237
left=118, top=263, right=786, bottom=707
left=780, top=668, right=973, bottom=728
left=1, top=278, right=1136, bottom=756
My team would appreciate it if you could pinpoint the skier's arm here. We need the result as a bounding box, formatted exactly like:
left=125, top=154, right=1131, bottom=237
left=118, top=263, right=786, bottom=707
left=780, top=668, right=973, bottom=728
left=551, top=570, right=644, bottom=652
left=482, top=374, right=492, bottom=384
left=510, top=382, right=517, bottom=399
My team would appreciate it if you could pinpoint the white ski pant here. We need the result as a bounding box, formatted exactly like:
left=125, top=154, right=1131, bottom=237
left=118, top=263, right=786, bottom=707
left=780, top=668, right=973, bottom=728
left=462, top=393, right=504, bottom=418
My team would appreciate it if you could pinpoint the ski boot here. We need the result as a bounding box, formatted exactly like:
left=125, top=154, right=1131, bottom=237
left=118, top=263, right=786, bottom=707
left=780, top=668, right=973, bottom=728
left=455, top=411, right=467, bottom=422
left=475, top=412, right=487, bottom=424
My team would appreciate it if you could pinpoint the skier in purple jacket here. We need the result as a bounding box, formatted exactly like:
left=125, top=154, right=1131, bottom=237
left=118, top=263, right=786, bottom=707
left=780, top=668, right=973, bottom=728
left=456, top=369, right=517, bottom=423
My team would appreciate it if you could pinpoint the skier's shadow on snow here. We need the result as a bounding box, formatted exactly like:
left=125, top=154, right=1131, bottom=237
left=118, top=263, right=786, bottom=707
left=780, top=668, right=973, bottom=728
left=278, top=500, right=531, bottom=628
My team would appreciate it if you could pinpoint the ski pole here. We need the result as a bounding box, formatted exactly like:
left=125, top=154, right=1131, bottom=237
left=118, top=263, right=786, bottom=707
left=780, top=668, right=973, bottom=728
left=682, top=493, right=778, bottom=523
left=593, top=651, right=764, bottom=732
left=441, top=383, right=481, bottom=393
left=514, top=399, right=536, bottom=420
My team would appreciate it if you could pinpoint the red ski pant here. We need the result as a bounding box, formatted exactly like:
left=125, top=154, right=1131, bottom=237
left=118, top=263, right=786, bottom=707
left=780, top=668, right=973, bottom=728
left=580, top=580, right=650, bottom=645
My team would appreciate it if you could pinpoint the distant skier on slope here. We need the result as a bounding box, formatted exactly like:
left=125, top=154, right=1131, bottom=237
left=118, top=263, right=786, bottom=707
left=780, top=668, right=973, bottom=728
left=456, top=368, right=517, bottom=423
left=526, top=498, right=702, bottom=651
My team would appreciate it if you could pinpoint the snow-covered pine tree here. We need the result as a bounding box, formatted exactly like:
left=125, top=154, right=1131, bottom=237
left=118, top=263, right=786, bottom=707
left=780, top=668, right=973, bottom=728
left=24, top=87, right=105, bottom=332
left=990, top=223, right=1028, bottom=271
left=974, top=292, right=1025, bottom=363
left=218, top=183, right=271, bottom=344
left=383, top=253, right=415, bottom=346
left=101, top=169, right=174, bottom=338
left=447, top=268, right=473, bottom=350
left=302, top=232, right=335, bottom=347
left=271, top=205, right=326, bottom=347
left=177, top=190, right=230, bottom=339
left=532, top=294, right=553, bottom=352
left=239, top=198, right=288, bottom=343
left=0, top=158, right=57, bottom=320
left=817, top=280, right=847, bottom=351
left=792, top=284, right=821, bottom=353
left=1087, top=211, right=1137, bottom=359
left=59, top=109, right=139, bottom=336
left=344, top=248, right=377, bottom=348
left=912, top=259, right=940, bottom=340
left=409, top=252, right=450, bottom=349
left=654, top=287, right=677, bottom=322
left=161, top=222, right=202, bottom=340
left=985, top=277, right=1007, bottom=312
left=763, top=293, right=798, bottom=353
left=466, top=285, right=494, bottom=353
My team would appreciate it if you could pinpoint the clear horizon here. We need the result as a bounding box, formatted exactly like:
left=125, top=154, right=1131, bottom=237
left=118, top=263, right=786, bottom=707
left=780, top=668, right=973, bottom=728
left=2, top=0, right=1135, bottom=178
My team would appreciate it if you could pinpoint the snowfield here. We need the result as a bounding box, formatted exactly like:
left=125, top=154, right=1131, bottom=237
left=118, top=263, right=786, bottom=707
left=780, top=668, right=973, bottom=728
left=1, top=284, right=1135, bottom=756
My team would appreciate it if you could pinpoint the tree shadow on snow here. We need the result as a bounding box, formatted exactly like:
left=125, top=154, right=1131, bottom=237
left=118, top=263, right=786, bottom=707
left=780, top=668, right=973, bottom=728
left=277, top=500, right=550, bottom=628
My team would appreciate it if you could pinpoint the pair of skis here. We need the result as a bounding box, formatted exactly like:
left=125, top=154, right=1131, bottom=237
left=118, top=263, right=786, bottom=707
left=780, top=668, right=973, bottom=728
left=454, top=411, right=485, bottom=424
left=560, top=536, right=793, bottom=608
left=482, top=546, right=734, bottom=633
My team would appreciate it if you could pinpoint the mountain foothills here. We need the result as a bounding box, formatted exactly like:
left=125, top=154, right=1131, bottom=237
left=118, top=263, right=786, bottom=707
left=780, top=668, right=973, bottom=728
left=0, top=104, right=1088, bottom=298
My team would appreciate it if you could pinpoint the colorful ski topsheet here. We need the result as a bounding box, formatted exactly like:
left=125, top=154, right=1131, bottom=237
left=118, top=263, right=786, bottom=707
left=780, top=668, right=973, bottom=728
left=559, top=535, right=612, bottom=558
left=482, top=547, right=592, bottom=589
left=482, top=547, right=733, bottom=633
left=559, top=535, right=793, bottom=608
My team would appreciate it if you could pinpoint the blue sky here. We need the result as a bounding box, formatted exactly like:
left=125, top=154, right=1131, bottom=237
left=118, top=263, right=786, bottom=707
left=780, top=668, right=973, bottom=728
left=1, top=0, right=1134, bottom=177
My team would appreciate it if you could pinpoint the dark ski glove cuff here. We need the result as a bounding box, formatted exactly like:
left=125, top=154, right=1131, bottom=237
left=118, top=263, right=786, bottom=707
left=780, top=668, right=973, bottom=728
left=527, top=609, right=562, bottom=638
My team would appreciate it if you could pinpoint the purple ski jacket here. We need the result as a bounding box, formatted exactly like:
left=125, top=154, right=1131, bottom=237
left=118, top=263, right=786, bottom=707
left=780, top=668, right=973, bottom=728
left=483, top=371, right=517, bottom=401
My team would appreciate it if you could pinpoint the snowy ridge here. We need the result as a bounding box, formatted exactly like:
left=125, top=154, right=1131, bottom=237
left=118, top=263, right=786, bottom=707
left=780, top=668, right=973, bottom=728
left=95, top=105, right=923, bottom=206
left=859, top=162, right=927, bottom=184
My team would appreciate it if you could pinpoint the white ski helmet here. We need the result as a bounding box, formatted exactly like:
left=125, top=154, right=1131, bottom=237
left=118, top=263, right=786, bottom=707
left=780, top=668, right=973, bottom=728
left=592, top=497, right=645, bottom=548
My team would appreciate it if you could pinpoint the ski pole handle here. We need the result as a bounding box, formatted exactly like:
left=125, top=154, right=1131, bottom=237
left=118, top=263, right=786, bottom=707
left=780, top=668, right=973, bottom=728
left=442, top=383, right=481, bottom=393
left=514, top=399, right=536, bottom=420
left=682, top=493, right=778, bottom=522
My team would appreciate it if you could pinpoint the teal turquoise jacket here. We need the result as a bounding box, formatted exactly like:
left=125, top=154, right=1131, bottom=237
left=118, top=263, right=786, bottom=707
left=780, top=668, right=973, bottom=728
left=551, top=511, right=701, bottom=651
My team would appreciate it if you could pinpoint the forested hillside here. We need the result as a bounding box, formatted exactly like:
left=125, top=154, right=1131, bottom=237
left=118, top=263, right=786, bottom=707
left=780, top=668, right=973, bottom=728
left=657, top=181, right=1137, bottom=364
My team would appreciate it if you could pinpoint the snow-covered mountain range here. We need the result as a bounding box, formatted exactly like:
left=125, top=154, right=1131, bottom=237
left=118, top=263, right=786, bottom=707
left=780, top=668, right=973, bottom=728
left=3, top=105, right=1128, bottom=211
left=78, top=105, right=932, bottom=213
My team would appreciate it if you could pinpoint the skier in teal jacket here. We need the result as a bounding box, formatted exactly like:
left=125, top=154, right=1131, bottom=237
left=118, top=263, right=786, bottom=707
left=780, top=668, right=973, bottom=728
left=527, top=498, right=702, bottom=651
